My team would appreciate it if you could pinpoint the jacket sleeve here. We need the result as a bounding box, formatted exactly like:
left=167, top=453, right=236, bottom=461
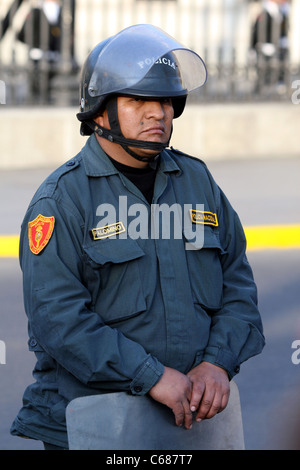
left=202, top=186, right=265, bottom=379
left=20, top=196, right=164, bottom=395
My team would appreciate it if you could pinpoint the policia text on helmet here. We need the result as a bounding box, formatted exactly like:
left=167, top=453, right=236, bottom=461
left=76, top=24, right=207, bottom=162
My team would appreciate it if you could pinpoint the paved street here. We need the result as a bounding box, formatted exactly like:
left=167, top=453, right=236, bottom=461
left=0, top=156, right=300, bottom=450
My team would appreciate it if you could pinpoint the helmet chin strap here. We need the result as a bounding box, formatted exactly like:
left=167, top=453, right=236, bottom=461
left=85, top=97, right=171, bottom=162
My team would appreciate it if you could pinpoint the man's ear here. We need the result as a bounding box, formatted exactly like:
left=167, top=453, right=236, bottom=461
left=94, top=114, right=104, bottom=127
left=94, top=110, right=110, bottom=129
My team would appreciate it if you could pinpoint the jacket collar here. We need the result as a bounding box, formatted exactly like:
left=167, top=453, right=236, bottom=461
left=82, top=134, right=181, bottom=177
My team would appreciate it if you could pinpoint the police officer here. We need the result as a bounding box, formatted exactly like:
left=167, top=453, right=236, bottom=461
left=11, top=24, right=265, bottom=450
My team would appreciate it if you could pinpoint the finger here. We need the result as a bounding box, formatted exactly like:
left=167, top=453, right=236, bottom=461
left=173, top=407, right=185, bottom=428
left=195, top=389, right=217, bottom=421
left=196, top=387, right=230, bottom=421
left=208, top=388, right=230, bottom=417
left=220, top=388, right=230, bottom=411
left=189, top=381, right=205, bottom=413
left=172, top=401, right=193, bottom=429
left=203, top=393, right=222, bottom=420
left=183, top=400, right=193, bottom=430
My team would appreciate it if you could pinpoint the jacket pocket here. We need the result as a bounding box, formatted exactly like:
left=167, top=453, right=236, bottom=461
left=83, top=237, right=147, bottom=324
left=183, top=227, right=224, bottom=311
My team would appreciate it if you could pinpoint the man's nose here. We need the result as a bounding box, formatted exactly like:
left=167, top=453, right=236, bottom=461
left=145, top=100, right=165, bottom=119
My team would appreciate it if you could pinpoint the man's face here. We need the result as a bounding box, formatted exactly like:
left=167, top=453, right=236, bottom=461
left=100, top=96, right=174, bottom=159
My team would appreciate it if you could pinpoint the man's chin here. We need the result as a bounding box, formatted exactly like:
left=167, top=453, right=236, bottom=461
left=128, top=146, right=162, bottom=159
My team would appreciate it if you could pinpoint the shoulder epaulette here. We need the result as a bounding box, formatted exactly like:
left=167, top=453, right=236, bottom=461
left=44, top=156, right=81, bottom=193
left=28, top=156, right=82, bottom=207
left=169, top=147, right=207, bottom=167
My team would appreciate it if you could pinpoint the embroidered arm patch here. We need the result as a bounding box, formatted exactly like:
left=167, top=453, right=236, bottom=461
left=28, top=214, right=55, bottom=254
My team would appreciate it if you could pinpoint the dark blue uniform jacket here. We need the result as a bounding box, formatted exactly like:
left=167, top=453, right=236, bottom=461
left=11, top=135, right=265, bottom=447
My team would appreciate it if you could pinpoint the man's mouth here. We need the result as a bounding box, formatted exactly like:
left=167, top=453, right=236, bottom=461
left=141, top=126, right=165, bottom=136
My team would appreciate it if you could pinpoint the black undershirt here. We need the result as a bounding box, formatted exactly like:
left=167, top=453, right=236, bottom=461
left=109, top=157, right=158, bottom=204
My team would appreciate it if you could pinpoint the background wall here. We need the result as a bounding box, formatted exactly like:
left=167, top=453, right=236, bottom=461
left=0, top=101, right=298, bottom=169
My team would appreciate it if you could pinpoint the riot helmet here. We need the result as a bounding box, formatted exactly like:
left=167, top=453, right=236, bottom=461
left=77, top=24, right=207, bottom=161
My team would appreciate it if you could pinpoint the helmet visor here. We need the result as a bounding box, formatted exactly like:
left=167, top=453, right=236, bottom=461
left=88, top=24, right=207, bottom=98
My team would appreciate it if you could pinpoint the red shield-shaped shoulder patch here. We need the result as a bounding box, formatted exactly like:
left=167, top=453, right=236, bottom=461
left=28, top=214, right=55, bottom=255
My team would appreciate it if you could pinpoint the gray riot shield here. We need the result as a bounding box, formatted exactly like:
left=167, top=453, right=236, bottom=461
left=66, top=380, right=244, bottom=450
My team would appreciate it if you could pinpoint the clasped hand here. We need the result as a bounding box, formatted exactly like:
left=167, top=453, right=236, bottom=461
left=148, top=361, right=230, bottom=429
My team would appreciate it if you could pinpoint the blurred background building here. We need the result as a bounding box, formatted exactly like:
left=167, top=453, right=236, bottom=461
left=0, top=0, right=299, bottom=107
left=0, top=6, right=299, bottom=451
